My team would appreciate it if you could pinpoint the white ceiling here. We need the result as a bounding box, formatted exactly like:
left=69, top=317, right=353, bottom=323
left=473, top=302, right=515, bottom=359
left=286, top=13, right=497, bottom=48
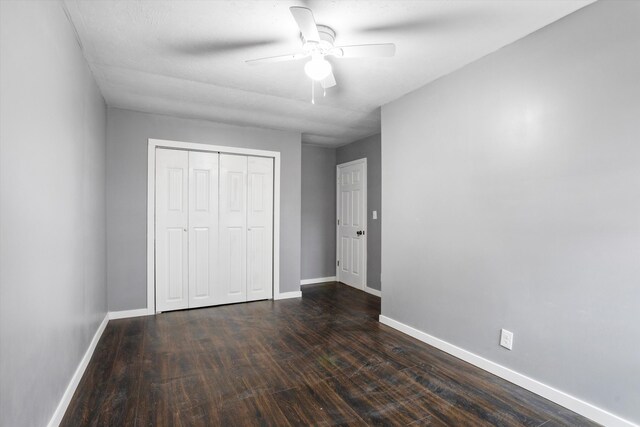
left=64, top=0, right=594, bottom=146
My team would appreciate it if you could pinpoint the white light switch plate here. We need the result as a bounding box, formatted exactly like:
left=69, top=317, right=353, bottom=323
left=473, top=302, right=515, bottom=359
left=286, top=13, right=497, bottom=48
left=500, top=329, right=514, bottom=350
left=372, top=210, right=377, bottom=220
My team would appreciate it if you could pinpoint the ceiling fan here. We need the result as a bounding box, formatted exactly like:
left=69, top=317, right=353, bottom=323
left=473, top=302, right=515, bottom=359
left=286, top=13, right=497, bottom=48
left=246, top=7, right=396, bottom=94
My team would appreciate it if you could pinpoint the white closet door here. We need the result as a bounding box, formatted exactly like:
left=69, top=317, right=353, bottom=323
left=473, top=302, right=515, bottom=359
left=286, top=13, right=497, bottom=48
left=247, top=157, right=274, bottom=301
left=218, top=154, right=247, bottom=304
left=156, top=148, right=189, bottom=311
left=188, top=151, right=219, bottom=308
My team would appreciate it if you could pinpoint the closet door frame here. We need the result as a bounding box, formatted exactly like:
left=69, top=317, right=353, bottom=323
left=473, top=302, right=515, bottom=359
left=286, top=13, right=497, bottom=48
left=146, top=138, right=281, bottom=314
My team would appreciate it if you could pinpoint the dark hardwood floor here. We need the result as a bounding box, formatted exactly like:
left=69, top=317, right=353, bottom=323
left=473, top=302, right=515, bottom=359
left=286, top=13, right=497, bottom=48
left=62, top=282, right=598, bottom=426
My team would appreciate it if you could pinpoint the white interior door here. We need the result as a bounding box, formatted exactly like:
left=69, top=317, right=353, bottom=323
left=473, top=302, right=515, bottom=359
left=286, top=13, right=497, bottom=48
left=337, top=159, right=367, bottom=290
left=219, top=154, right=247, bottom=304
left=247, top=157, right=274, bottom=301
left=188, top=151, right=219, bottom=308
left=156, top=148, right=189, bottom=311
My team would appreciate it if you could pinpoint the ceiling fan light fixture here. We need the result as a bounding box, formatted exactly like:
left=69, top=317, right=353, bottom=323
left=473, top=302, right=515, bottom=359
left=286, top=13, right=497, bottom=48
left=304, top=56, right=331, bottom=81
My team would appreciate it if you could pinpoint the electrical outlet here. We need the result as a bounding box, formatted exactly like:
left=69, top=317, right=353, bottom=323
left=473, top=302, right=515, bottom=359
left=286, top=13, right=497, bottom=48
left=372, top=210, right=378, bottom=220
left=500, top=329, right=514, bottom=350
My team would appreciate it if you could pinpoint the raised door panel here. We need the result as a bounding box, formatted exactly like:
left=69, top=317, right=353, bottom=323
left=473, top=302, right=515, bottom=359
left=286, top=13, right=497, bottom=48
left=188, top=151, right=219, bottom=308
left=219, top=154, right=247, bottom=304
left=247, top=157, right=273, bottom=301
left=351, top=237, right=361, bottom=276
left=351, top=189, right=361, bottom=227
left=166, top=228, right=186, bottom=300
left=341, top=190, right=351, bottom=227
left=340, top=236, right=350, bottom=275
left=156, top=148, right=189, bottom=311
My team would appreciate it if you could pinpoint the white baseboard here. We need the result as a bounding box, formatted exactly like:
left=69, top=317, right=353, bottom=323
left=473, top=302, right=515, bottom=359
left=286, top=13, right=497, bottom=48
left=378, top=315, right=637, bottom=427
left=274, top=291, right=302, bottom=300
left=300, top=276, right=337, bottom=285
left=108, top=308, right=150, bottom=320
left=47, top=314, right=109, bottom=427
left=364, top=286, right=382, bottom=297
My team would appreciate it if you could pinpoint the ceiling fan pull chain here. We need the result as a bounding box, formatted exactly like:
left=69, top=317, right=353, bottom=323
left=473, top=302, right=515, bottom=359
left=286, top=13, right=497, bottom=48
left=311, top=80, right=315, bottom=104
left=323, top=87, right=326, bottom=97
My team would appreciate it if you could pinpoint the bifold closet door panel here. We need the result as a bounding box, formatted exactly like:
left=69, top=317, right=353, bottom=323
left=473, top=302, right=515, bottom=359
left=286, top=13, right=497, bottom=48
left=188, top=151, right=220, bottom=308
left=247, top=157, right=274, bottom=301
left=156, top=148, right=189, bottom=312
left=219, top=154, right=248, bottom=304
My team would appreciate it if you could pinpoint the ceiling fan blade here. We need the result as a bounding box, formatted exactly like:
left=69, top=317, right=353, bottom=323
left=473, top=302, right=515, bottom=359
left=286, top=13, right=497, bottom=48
left=359, top=19, right=436, bottom=34
left=245, top=52, right=308, bottom=65
left=290, top=7, right=320, bottom=42
left=331, top=43, right=396, bottom=58
left=169, top=39, right=281, bottom=55
left=321, top=71, right=336, bottom=89
left=359, top=10, right=480, bottom=35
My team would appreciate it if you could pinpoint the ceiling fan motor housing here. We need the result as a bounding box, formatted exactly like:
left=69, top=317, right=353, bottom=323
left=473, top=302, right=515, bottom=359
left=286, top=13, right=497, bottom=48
left=301, top=25, right=336, bottom=53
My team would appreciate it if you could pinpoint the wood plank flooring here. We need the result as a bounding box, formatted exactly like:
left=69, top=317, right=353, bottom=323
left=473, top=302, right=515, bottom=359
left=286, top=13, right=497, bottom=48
left=62, top=282, right=598, bottom=426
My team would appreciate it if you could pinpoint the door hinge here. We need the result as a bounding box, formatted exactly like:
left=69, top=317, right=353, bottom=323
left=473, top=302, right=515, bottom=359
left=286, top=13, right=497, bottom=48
left=337, top=219, right=340, bottom=225
left=337, top=260, right=340, bottom=267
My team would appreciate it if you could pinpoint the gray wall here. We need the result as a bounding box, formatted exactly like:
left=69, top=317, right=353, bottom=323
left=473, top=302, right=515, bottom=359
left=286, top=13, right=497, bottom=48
left=0, top=2, right=108, bottom=426
left=337, top=134, right=382, bottom=291
left=107, top=108, right=301, bottom=311
left=381, top=1, right=640, bottom=423
left=301, top=145, right=336, bottom=280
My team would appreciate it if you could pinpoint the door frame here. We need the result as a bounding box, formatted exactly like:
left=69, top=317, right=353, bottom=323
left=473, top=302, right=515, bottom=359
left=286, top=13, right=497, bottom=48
left=336, top=158, right=367, bottom=291
left=146, top=138, right=281, bottom=314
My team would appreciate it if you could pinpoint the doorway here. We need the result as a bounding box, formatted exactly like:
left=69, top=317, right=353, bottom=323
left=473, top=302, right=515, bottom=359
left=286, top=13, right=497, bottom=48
left=336, top=158, right=367, bottom=290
